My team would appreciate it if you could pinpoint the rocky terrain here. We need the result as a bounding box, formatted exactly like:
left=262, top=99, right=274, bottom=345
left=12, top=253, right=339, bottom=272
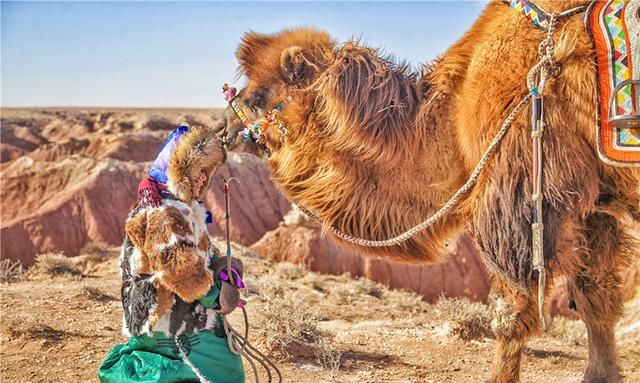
left=1, top=107, right=638, bottom=315
left=1, top=108, right=290, bottom=264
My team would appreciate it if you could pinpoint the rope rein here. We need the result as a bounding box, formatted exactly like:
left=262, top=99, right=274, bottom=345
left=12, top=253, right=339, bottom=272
left=224, top=179, right=235, bottom=287
left=300, top=4, right=566, bottom=331
left=219, top=0, right=579, bottom=336
left=222, top=178, right=282, bottom=383
left=299, top=5, right=573, bottom=267
left=224, top=309, right=283, bottom=383
left=176, top=178, right=282, bottom=383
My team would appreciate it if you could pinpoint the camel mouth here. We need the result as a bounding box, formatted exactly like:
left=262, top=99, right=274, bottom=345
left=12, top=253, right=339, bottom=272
left=215, top=105, right=265, bottom=156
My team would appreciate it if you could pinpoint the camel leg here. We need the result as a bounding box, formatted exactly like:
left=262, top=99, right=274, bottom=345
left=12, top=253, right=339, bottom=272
left=568, top=213, right=626, bottom=383
left=486, top=277, right=539, bottom=383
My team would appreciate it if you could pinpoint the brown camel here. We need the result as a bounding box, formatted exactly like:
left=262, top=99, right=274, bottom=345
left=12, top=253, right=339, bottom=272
left=217, top=1, right=640, bottom=381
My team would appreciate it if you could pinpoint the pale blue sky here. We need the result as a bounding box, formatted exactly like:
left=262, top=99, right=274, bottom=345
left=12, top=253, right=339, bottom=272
left=1, top=1, right=485, bottom=108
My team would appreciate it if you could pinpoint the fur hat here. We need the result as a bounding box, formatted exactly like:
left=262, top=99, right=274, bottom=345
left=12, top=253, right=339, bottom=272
left=166, top=126, right=226, bottom=201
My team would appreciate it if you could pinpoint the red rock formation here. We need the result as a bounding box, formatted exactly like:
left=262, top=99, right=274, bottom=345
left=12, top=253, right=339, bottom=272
left=251, top=211, right=640, bottom=309
left=0, top=109, right=289, bottom=263
left=0, top=153, right=289, bottom=264
left=251, top=212, right=491, bottom=302
left=204, top=155, right=292, bottom=246
left=1, top=157, right=144, bottom=265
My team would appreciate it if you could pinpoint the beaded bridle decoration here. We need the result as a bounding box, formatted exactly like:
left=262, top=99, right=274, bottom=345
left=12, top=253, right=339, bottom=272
left=222, top=83, right=288, bottom=156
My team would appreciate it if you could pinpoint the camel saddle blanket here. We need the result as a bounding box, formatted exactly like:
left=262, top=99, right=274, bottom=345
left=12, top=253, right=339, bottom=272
left=587, top=0, right=640, bottom=166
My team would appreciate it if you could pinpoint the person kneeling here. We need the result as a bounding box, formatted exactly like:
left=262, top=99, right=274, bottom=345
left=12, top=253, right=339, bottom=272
left=99, top=126, right=245, bottom=383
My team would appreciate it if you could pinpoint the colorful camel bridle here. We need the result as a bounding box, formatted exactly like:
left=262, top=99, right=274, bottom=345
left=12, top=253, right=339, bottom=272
left=222, top=83, right=289, bottom=156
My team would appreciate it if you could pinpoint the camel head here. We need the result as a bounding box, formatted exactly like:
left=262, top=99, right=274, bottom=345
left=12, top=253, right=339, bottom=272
left=217, top=27, right=461, bottom=262
left=217, top=27, right=335, bottom=155
left=219, top=27, right=422, bottom=166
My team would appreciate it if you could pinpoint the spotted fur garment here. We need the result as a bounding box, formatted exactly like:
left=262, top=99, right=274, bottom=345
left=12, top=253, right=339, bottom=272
left=119, top=198, right=223, bottom=337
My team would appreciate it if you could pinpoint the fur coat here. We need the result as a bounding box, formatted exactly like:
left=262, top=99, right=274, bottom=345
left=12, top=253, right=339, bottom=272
left=120, top=197, right=222, bottom=337
left=119, top=126, right=230, bottom=337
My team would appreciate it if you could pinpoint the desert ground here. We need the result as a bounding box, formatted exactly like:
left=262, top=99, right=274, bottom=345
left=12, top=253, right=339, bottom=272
left=1, top=243, right=639, bottom=383
left=1, top=108, right=639, bottom=382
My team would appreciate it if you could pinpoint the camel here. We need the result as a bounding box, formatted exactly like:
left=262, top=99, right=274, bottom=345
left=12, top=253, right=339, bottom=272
left=216, top=1, right=640, bottom=381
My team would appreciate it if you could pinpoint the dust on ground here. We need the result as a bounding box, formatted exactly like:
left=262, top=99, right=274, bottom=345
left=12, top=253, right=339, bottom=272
left=1, top=242, right=639, bottom=383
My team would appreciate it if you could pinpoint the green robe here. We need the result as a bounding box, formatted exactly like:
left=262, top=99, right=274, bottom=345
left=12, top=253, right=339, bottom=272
left=100, top=284, right=244, bottom=383
left=98, top=329, right=244, bottom=383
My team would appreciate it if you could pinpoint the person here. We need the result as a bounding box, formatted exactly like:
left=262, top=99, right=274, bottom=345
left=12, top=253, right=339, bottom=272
left=99, top=126, right=245, bottom=383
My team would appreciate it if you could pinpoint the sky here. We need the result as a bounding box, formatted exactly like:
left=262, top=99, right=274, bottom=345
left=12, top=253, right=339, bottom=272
left=1, top=1, right=486, bottom=109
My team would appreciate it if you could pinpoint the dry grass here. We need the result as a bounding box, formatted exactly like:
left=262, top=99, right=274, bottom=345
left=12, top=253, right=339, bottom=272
left=79, top=242, right=113, bottom=263
left=272, top=262, right=308, bottom=281
left=432, top=296, right=492, bottom=341
left=28, top=253, right=82, bottom=278
left=245, top=262, right=342, bottom=370
left=75, top=242, right=118, bottom=273
left=382, top=288, right=430, bottom=314
left=78, top=283, right=116, bottom=302
left=244, top=262, right=501, bottom=377
left=326, top=277, right=384, bottom=305
left=243, top=256, right=497, bottom=372
left=0, top=258, right=23, bottom=283
left=247, top=272, right=288, bottom=300
left=548, top=316, right=587, bottom=346
left=242, top=259, right=444, bottom=371
left=251, top=297, right=341, bottom=370
left=0, top=316, right=67, bottom=348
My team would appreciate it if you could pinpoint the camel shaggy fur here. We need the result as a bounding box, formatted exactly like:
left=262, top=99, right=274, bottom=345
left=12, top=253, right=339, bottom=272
left=218, top=1, right=640, bottom=381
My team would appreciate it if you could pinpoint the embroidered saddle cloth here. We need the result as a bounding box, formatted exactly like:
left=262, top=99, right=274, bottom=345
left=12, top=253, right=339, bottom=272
left=587, top=0, right=640, bottom=166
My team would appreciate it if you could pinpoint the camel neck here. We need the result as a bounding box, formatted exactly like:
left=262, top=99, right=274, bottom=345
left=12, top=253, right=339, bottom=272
left=267, top=86, right=466, bottom=261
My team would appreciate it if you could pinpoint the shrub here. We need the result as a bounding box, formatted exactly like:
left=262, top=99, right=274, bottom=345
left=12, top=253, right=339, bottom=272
left=250, top=297, right=341, bottom=370
left=29, top=253, right=82, bottom=278
left=0, top=258, right=23, bottom=283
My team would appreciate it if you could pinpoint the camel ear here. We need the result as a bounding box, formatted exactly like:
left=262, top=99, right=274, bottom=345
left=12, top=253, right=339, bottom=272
left=280, top=46, right=315, bottom=85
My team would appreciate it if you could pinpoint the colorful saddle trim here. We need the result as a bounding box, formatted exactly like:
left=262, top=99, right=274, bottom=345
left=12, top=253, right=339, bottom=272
left=587, top=0, right=640, bottom=166
left=509, top=0, right=552, bottom=29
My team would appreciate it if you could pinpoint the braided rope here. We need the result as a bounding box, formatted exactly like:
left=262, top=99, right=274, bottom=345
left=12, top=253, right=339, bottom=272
left=531, top=1, right=587, bottom=19
left=527, top=12, right=558, bottom=94
left=298, top=92, right=532, bottom=247
left=224, top=307, right=283, bottom=383
left=221, top=178, right=282, bottom=382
